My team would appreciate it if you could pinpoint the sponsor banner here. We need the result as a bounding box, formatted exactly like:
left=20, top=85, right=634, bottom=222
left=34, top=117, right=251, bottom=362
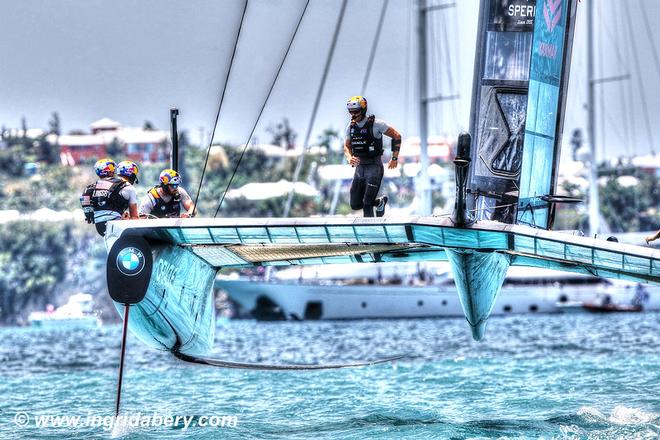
left=490, top=0, right=537, bottom=32
left=530, top=0, right=566, bottom=84
left=517, top=0, right=575, bottom=229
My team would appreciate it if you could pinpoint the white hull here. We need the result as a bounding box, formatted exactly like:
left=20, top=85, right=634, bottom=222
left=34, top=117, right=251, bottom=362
left=28, top=293, right=101, bottom=329
left=28, top=315, right=101, bottom=329
left=217, top=279, right=659, bottom=320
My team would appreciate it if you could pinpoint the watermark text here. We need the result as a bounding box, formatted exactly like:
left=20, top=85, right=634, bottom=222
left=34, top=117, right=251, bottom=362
left=12, top=411, right=238, bottom=431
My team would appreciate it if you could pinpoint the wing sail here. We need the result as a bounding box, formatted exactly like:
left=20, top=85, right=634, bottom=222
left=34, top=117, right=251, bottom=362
left=466, top=0, right=578, bottom=228
left=517, top=0, right=578, bottom=228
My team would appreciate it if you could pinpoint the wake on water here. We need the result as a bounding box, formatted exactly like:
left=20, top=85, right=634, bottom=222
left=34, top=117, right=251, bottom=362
left=553, top=406, right=659, bottom=439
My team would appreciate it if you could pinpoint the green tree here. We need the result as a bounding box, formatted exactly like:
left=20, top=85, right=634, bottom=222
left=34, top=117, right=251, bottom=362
left=0, top=221, right=68, bottom=323
left=178, top=130, right=190, bottom=148
left=0, top=145, right=26, bottom=177
left=600, top=171, right=660, bottom=232
left=317, top=127, right=342, bottom=165
left=48, top=112, right=61, bottom=135
left=317, top=127, right=340, bottom=150
left=21, top=117, right=28, bottom=140
left=106, top=137, right=122, bottom=157
left=36, top=135, right=59, bottom=164
left=267, top=118, right=297, bottom=150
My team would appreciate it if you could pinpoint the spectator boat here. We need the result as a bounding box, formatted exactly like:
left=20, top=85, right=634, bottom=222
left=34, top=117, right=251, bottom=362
left=28, top=293, right=101, bottom=329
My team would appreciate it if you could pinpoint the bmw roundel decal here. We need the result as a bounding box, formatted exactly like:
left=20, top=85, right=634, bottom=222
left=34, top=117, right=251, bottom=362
left=116, top=247, right=146, bottom=276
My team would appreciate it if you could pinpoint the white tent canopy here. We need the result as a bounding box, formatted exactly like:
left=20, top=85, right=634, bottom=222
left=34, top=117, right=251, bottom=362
left=317, top=163, right=449, bottom=181
left=226, top=180, right=319, bottom=200
left=399, top=136, right=452, bottom=160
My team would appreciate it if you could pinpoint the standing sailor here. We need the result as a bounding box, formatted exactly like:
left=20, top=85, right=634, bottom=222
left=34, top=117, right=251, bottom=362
left=81, top=158, right=115, bottom=225
left=139, top=169, right=195, bottom=218
left=344, top=95, right=401, bottom=217
left=90, top=160, right=140, bottom=236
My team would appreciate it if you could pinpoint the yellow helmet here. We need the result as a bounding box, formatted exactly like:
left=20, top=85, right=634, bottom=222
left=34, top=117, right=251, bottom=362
left=159, top=169, right=181, bottom=186
left=116, top=160, right=140, bottom=184
left=94, top=158, right=115, bottom=177
left=346, top=95, right=368, bottom=116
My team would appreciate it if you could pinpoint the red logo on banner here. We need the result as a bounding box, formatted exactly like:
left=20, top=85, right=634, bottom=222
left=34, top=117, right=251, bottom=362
left=543, top=0, right=562, bottom=32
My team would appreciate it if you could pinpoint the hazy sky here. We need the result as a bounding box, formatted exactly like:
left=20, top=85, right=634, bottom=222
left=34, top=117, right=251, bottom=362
left=1, top=0, right=658, bottom=159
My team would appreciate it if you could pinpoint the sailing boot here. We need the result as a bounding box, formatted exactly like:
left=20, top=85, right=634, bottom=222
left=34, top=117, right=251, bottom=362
left=375, top=196, right=388, bottom=217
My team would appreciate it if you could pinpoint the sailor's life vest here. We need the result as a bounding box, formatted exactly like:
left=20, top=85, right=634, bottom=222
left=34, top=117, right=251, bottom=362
left=80, top=183, right=96, bottom=223
left=90, top=177, right=129, bottom=218
left=349, top=114, right=383, bottom=159
left=148, top=186, right=181, bottom=218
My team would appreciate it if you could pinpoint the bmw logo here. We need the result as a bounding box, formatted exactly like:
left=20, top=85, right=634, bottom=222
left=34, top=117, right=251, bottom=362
left=116, top=247, right=145, bottom=276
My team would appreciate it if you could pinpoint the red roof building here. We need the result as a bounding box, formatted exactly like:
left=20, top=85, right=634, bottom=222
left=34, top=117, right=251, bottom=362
left=54, top=118, right=169, bottom=165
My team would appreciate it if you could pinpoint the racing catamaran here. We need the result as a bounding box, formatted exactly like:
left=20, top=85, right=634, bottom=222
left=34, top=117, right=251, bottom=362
left=101, top=0, right=658, bottom=414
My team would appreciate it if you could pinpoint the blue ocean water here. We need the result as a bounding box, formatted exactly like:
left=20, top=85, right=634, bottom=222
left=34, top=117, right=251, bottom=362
left=1, top=313, right=658, bottom=439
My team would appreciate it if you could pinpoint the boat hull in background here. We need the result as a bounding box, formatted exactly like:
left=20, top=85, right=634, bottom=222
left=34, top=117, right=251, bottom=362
left=218, top=278, right=646, bottom=320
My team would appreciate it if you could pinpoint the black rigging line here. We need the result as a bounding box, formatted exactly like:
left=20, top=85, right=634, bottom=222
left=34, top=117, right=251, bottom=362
left=192, top=0, right=249, bottom=217
left=623, top=5, right=655, bottom=156
left=215, top=0, right=310, bottom=217
left=283, top=0, right=348, bottom=218
left=361, top=0, right=389, bottom=95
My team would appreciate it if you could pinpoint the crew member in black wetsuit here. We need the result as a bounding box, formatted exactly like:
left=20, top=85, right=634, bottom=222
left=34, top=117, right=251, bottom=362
left=344, top=95, right=402, bottom=217
left=139, top=169, right=195, bottom=218
left=90, top=160, right=140, bottom=236
left=80, top=158, right=115, bottom=225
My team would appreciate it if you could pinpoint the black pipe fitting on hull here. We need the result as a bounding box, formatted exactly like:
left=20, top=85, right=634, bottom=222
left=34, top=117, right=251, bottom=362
left=452, top=132, right=473, bottom=228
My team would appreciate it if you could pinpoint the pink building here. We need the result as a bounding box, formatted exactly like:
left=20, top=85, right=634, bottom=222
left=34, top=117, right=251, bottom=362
left=57, top=118, right=170, bottom=164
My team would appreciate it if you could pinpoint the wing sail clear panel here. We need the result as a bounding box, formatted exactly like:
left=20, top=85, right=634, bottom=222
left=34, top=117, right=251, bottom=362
left=484, top=32, right=532, bottom=81
left=474, top=91, right=527, bottom=179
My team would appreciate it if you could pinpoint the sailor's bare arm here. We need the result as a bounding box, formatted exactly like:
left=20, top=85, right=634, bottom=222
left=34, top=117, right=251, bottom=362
left=345, top=138, right=359, bottom=166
